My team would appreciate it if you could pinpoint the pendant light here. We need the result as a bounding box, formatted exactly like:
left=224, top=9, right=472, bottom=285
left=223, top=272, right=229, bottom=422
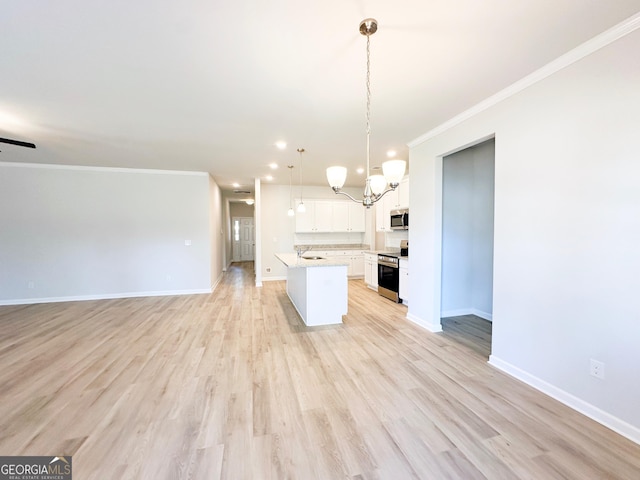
left=326, top=18, right=406, bottom=208
left=287, top=165, right=295, bottom=216
left=297, top=148, right=306, bottom=213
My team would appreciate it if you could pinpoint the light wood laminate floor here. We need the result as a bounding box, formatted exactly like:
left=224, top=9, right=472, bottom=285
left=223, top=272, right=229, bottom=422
left=441, top=314, right=492, bottom=359
left=1, top=262, right=639, bottom=479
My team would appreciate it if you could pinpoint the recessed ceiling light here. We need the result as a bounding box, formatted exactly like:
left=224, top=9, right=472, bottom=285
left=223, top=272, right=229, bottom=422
left=265, top=175, right=273, bottom=181
left=232, top=182, right=240, bottom=188
left=356, top=167, right=364, bottom=174
left=386, top=150, right=396, bottom=158
left=275, top=141, right=287, bottom=150
left=269, top=163, right=278, bottom=169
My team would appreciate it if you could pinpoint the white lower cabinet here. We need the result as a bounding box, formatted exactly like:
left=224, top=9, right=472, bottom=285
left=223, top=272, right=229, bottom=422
left=349, top=254, right=365, bottom=277
left=399, top=258, right=408, bottom=305
left=364, top=253, right=378, bottom=289
left=317, top=250, right=364, bottom=278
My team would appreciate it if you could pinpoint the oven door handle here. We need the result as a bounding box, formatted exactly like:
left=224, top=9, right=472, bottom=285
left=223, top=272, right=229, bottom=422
left=378, top=260, right=398, bottom=268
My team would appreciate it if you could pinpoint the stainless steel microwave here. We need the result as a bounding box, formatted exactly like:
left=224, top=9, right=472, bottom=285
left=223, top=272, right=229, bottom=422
left=390, top=209, right=408, bottom=230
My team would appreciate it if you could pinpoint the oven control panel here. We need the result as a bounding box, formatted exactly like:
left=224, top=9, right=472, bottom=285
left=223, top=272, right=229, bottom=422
left=378, top=254, right=399, bottom=267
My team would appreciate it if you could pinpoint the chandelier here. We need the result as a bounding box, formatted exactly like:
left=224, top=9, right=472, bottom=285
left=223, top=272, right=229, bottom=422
left=326, top=18, right=406, bottom=208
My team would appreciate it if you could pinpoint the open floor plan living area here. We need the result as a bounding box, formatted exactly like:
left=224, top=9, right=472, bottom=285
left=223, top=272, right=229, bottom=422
left=1, top=263, right=639, bottom=478
left=2, top=2, right=640, bottom=479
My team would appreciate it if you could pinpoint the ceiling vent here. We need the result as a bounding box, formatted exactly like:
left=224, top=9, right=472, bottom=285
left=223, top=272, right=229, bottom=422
left=233, top=190, right=251, bottom=194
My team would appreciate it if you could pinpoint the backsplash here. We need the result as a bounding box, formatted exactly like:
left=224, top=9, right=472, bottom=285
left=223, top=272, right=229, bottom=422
left=385, top=230, right=409, bottom=248
left=293, top=232, right=366, bottom=246
left=294, top=243, right=371, bottom=250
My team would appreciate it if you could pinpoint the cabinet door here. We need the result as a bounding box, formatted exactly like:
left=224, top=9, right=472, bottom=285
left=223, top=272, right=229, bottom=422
left=375, top=202, right=388, bottom=232
left=398, top=177, right=409, bottom=209
left=295, top=200, right=315, bottom=232
left=371, top=261, right=378, bottom=288
left=314, top=201, right=333, bottom=232
left=332, top=202, right=350, bottom=232
left=376, top=194, right=397, bottom=232
left=364, top=254, right=378, bottom=287
left=364, top=259, right=372, bottom=284
left=399, top=268, right=409, bottom=304
left=386, top=188, right=400, bottom=211
left=350, top=255, right=365, bottom=277
left=348, top=203, right=366, bottom=232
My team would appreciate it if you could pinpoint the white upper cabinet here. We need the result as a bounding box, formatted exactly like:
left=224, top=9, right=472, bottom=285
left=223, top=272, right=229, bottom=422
left=375, top=198, right=390, bottom=232
left=386, top=188, right=400, bottom=210
left=295, top=200, right=333, bottom=232
left=314, top=201, right=333, bottom=232
left=347, top=203, right=366, bottom=232
left=397, top=177, right=409, bottom=209
left=375, top=194, right=396, bottom=232
left=295, top=199, right=366, bottom=233
left=295, top=203, right=315, bottom=232
left=331, top=202, right=349, bottom=231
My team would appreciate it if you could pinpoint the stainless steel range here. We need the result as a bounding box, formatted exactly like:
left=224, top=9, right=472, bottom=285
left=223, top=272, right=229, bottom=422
left=377, top=253, right=401, bottom=303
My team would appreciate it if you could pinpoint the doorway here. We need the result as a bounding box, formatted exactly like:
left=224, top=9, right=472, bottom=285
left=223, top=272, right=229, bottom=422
left=232, top=217, right=255, bottom=262
left=440, top=138, right=495, bottom=357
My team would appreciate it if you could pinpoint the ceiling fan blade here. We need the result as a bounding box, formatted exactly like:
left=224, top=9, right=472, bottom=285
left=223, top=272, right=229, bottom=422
left=0, top=137, right=36, bottom=148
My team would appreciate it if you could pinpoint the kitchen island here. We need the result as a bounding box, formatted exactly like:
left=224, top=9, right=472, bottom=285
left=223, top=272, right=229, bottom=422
left=275, top=253, right=348, bottom=326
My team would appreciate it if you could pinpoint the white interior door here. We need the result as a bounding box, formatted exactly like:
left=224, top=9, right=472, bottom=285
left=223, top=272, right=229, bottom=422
left=233, top=217, right=255, bottom=262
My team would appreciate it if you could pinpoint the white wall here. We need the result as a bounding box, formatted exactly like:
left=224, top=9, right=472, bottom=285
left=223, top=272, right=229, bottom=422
left=209, top=175, right=224, bottom=288
left=0, top=163, right=217, bottom=303
left=441, top=140, right=495, bottom=319
left=259, top=184, right=371, bottom=280
left=230, top=202, right=255, bottom=218
left=408, top=25, right=640, bottom=440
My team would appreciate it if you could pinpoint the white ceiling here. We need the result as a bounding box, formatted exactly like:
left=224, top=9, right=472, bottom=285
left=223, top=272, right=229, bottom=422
left=2, top=1, right=639, bottom=198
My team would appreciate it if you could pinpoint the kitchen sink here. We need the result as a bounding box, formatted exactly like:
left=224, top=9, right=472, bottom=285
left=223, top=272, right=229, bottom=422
left=301, top=255, right=325, bottom=260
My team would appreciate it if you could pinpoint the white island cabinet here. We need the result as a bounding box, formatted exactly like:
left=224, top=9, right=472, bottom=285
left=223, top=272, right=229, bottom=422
left=275, top=253, right=348, bottom=326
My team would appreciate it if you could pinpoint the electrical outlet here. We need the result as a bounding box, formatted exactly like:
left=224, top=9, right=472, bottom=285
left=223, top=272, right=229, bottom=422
left=27, top=281, right=35, bottom=289
left=184, top=239, right=192, bottom=246
left=266, top=267, right=271, bottom=273
left=590, top=359, right=605, bottom=380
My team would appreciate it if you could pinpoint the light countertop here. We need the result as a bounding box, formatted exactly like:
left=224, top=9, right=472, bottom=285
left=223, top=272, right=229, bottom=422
left=275, top=253, right=350, bottom=268
left=293, top=244, right=370, bottom=251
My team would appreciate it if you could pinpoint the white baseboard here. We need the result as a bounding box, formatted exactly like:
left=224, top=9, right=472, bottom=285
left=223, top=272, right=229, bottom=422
left=441, top=308, right=473, bottom=318
left=489, top=355, right=640, bottom=446
left=406, top=312, right=443, bottom=333
left=261, top=276, right=287, bottom=282
left=472, top=308, right=492, bottom=321
left=211, top=271, right=224, bottom=293
left=0, top=288, right=213, bottom=306
left=441, top=308, right=493, bottom=322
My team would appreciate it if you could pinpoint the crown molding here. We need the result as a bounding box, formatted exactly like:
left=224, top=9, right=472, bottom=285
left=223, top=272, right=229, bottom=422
left=408, top=12, right=640, bottom=148
left=0, top=160, right=209, bottom=177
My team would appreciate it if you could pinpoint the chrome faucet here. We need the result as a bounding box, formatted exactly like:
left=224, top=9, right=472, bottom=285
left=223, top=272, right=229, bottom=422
left=296, top=246, right=311, bottom=257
